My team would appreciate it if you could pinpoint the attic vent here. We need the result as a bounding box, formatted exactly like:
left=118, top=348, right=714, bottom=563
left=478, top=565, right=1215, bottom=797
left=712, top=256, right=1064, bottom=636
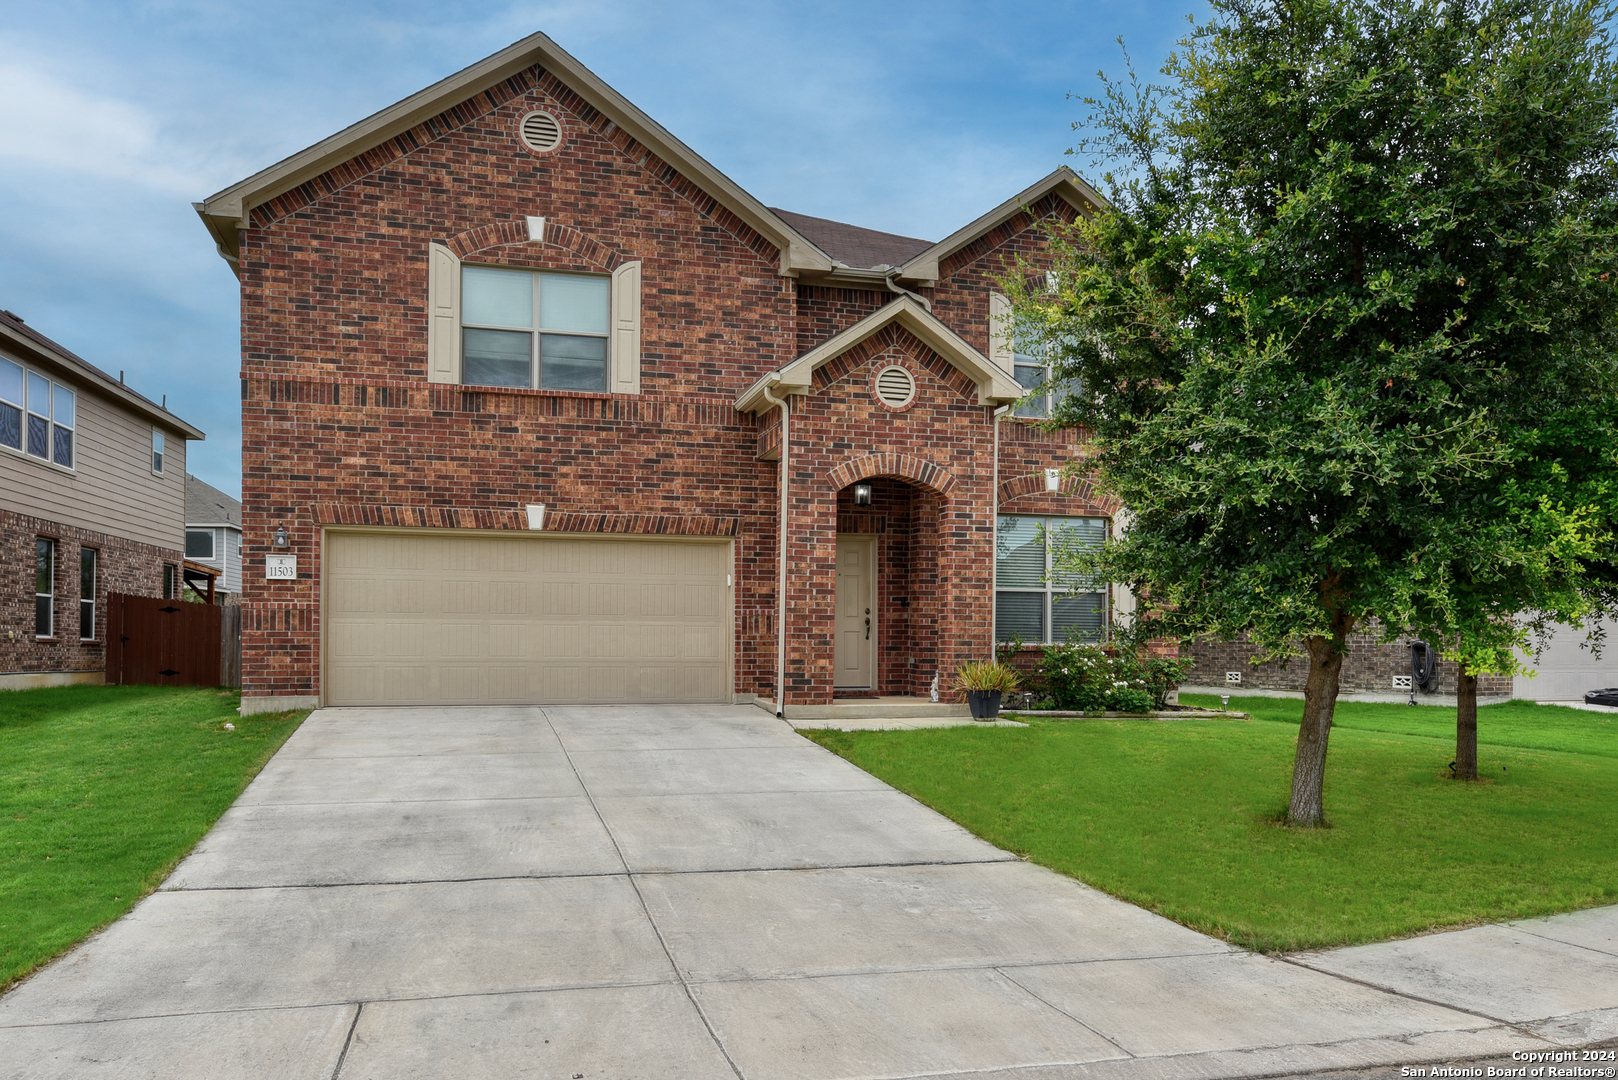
left=518, top=111, right=563, bottom=154
left=874, top=364, right=917, bottom=410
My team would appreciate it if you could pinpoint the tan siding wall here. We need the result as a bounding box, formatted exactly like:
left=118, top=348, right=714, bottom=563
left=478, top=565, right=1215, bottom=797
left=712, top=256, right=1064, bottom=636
left=0, top=379, right=189, bottom=551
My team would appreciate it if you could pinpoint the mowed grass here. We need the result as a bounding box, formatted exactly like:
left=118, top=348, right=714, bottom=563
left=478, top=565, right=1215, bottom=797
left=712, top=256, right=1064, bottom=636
left=802, top=697, right=1618, bottom=952
left=0, top=685, right=307, bottom=990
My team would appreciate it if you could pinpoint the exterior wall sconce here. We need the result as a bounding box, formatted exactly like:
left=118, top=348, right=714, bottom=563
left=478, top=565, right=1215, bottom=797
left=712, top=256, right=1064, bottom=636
left=1044, top=468, right=1062, bottom=492
left=853, top=483, right=873, bottom=507
left=273, top=524, right=289, bottom=548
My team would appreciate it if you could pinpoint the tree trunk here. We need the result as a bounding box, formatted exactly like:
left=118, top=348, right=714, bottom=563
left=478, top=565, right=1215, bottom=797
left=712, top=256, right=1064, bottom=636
left=1289, top=624, right=1350, bottom=827
left=1455, top=663, right=1478, bottom=781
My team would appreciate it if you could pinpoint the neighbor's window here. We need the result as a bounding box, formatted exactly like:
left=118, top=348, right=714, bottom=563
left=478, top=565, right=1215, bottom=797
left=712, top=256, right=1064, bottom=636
left=151, top=429, right=164, bottom=474
left=0, top=357, right=21, bottom=451
left=80, top=546, right=97, bottom=640
left=460, top=265, right=609, bottom=392
left=162, top=563, right=176, bottom=600
left=995, top=515, right=1107, bottom=643
left=35, top=538, right=55, bottom=638
left=18, top=369, right=74, bottom=466
left=186, top=529, right=215, bottom=559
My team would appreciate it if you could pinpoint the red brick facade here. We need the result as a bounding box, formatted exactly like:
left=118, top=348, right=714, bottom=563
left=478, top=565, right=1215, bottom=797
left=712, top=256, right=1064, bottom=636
left=232, top=57, right=1102, bottom=706
left=2, top=508, right=179, bottom=678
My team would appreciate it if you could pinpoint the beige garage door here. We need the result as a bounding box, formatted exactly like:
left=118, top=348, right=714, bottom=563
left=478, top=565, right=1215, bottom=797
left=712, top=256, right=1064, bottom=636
left=324, top=531, right=731, bottom=706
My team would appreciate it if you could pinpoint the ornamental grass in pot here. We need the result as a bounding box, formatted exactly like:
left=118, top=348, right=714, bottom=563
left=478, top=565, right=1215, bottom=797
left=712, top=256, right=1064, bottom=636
left=954, top=660, right=1022, bottom=720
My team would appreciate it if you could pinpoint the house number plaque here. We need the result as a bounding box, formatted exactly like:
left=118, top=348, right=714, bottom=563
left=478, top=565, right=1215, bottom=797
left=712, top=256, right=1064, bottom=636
left=265, top=555, right=297, bottom=581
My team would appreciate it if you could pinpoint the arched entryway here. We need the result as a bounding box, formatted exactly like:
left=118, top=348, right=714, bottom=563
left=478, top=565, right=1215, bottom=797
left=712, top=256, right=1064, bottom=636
left=832, top=476, right=946, bottom=699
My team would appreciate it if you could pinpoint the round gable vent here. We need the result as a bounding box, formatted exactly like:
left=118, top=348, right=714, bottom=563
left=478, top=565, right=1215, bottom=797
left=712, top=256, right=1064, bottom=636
left=518, top=110, right=563, bottom=154
left=874, top=364, right=917, bottom=410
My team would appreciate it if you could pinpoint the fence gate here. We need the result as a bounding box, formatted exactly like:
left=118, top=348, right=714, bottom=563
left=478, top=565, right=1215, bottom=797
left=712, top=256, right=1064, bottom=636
left=105, top=593, right=223, bottom=687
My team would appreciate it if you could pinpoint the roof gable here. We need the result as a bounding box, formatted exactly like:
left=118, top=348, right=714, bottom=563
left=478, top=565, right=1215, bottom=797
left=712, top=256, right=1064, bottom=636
left=196, top=32, right=834, bottom=279
left=734, top=296, right=1022, bottom=413
left=895, top=167, right=1104, bottom=285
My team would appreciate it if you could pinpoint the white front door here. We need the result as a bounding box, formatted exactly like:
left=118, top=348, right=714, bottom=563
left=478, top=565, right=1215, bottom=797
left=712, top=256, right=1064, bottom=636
left=834, top=535, right=875, bottom=688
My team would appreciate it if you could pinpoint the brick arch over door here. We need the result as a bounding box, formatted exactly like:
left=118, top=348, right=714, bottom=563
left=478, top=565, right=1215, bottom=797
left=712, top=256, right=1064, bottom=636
left=444, top=220, right=632, bottom=271
left=998, top=470, right=1121, bottom=514
left=825, top=453, right=958, bottom=499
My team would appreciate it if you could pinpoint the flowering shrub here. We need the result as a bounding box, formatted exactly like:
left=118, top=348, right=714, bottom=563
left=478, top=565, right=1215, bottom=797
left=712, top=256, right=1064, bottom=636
left=1036, top=642, right=1191, bottom=712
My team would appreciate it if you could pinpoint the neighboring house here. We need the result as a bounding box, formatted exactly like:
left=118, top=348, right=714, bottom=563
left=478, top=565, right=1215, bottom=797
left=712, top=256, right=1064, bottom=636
left=1, top=309, right=205, bottom=690
left=196, top=31, right=1116, bottom=715
left=185, top=473, right=243, bottom=599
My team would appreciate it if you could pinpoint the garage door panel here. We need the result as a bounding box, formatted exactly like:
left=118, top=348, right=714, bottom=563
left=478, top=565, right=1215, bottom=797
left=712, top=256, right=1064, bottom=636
left=385, top=580, right=426, bottom=614
left=325, top=532, right=731, bottom=706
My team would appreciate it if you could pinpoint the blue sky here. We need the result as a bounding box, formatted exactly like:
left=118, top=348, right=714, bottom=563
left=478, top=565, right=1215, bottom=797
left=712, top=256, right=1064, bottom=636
left=0, top=0, right=1206, bottom=498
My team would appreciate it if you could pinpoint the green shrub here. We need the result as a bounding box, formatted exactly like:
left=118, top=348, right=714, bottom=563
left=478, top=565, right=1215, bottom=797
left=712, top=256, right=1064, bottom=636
left=1038, top=641, right=1190, bottom=711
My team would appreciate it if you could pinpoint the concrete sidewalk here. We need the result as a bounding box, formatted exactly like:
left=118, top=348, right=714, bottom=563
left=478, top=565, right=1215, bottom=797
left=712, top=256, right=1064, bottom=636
left=2, top=704, right=1615, bottom=1080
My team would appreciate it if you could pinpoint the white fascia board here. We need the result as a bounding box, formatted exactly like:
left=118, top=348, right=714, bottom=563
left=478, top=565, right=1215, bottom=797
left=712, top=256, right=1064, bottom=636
left=735, top=297, right=1022, bottom=414
left=196, top=31, right=832, bottom=278
left=895, top=167, right=1107, bottom=285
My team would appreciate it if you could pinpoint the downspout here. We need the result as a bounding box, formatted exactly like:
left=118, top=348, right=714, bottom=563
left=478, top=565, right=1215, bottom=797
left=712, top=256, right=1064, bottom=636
left=990, top=404, right=1010, bottom=662
left=760, top=377, right=791, bottom=718
left=883, top=268, right=932, bottom=312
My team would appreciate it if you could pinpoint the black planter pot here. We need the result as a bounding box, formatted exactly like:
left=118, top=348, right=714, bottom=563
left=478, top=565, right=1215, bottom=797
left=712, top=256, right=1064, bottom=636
left=966, top=689, right=1003, bottom=720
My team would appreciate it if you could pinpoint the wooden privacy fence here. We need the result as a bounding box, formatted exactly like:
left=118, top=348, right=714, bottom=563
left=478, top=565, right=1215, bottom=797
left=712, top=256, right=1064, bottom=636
left=106, top=592, right=242, bottom=688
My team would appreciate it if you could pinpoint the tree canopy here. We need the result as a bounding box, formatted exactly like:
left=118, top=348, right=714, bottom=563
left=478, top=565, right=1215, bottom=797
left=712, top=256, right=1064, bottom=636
left=1014, top=0, right=1618, bottom=823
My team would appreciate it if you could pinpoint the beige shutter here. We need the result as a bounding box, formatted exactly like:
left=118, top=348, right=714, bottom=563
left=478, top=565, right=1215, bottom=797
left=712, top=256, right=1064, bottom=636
left=611, top=260, right=642, bottom=395
left=427, top=242, right=461, bottom=384
left=988, top=292, right=1015, bottom=376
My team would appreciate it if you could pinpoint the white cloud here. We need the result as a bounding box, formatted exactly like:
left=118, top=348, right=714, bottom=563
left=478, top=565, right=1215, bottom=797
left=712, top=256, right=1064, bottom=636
left=0, top=62, right=206, bottom=194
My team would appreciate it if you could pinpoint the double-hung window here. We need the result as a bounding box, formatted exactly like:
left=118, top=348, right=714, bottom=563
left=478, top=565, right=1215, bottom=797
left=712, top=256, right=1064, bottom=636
left=151, top=430, right=164, bottom=474
left=36, top=539, right=55, bottom=638
left=0, top=358, right=21, bottom=451
left=995, top=516, right=1107, bottom=643
left=1012, top=336, right=1064, bottom=420
left=186, top=529, right=216, bottom=559
left=460, top=266, right=610, bottom=392
left=80, top=547, right=97, bottom=640
left=3, top=361, right=74, bottom=466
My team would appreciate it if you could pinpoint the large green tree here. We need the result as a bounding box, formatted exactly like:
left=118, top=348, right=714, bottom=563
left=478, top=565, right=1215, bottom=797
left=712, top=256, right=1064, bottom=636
left=1015, top=0, right=1618, bottom=823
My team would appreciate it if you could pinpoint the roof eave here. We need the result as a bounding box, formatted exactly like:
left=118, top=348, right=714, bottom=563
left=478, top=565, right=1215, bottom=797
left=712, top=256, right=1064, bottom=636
left=0, top=324, right=206, bottom=440
left=196, top=31, right=834, bottom=278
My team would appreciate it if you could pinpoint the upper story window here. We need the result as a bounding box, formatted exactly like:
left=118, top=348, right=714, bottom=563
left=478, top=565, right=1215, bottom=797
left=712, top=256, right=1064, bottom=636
left=1, top=358, right=74, bottom=467
left=186, top=529, right=216, bottom=559
left=151, top=429, right=164, bottom=474
left=1012, top=338, right=1064, bottom=420
left=461, top=266, right=610, bottom=392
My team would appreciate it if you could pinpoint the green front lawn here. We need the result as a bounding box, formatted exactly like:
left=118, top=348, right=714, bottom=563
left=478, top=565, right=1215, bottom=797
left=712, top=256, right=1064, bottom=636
left=0, top=685, right=307, bottom=990
left=802, top=698, right=1618, bottom=952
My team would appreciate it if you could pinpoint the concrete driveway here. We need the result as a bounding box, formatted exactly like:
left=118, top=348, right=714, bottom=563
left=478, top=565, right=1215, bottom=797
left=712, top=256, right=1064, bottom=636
left=2, top=704, right=1615, bottom=1080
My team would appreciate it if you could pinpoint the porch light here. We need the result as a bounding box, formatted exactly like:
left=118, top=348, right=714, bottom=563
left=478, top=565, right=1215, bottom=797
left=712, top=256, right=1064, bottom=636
left=273, top=524, right=289, bottom=548
left=853, top=483, right=873, bottom=507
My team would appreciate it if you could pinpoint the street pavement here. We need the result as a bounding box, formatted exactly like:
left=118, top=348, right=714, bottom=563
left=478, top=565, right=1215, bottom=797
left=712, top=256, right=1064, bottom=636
left=2, top=703, right=1614, bottom=1080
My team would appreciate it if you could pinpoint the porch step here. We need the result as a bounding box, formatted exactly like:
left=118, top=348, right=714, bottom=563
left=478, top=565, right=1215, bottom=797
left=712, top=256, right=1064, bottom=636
left=754, top=696, right=971, bottom=720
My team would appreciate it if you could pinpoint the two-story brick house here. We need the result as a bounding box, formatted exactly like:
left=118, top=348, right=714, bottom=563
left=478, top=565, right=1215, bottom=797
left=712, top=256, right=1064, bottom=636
left=196, top=31, right=1116, bottom=715
left=1, top=310, right=204, bottom=689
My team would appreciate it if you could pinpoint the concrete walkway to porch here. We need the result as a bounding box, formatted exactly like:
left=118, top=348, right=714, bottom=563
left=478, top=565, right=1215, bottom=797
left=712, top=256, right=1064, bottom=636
left=1, top=703, right=1614, bottom=1079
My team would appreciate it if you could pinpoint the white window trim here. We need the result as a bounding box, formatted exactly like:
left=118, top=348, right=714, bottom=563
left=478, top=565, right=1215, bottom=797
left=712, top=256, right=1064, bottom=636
left=36, top=538, right=55, bottom=640
left=1, top=358, right=76, bottom=470
left=80, top=545, right=97, bottom=642
left=186, top=528, right=217, bottom=560
left=151, top=428, right=165, bottom=475
left=426, top=241, right=641, bottom=394
left=995, top=515, right=1109, bottom=644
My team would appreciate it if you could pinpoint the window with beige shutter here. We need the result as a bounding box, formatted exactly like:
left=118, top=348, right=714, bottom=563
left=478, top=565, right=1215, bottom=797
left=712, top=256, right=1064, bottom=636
left=426, top=243, right=642, bottom=394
